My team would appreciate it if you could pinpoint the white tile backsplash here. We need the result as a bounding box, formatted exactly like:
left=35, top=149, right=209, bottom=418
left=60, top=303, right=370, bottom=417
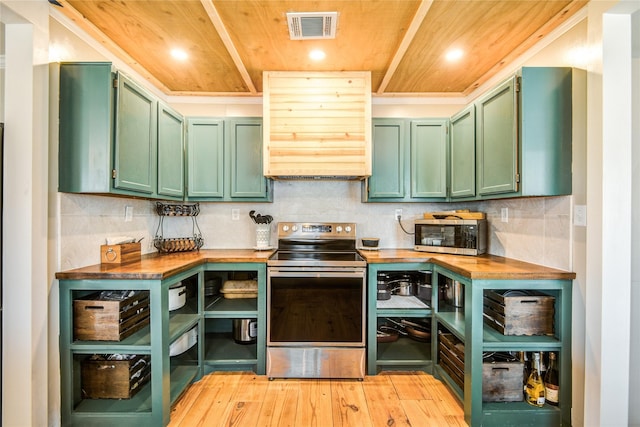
left=58, top=184, right=573, bottom=271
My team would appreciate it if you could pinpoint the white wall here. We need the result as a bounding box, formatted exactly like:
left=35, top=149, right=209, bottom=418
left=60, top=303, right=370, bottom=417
left=0, top=1, right=50, bottom=426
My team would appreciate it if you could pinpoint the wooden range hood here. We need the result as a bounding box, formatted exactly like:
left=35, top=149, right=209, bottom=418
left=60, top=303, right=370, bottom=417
left=262, top=71, right=372, bottom=180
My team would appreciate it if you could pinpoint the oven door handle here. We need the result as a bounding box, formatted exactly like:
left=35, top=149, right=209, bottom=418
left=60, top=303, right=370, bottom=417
left=268, top=270, right=365, bottom=278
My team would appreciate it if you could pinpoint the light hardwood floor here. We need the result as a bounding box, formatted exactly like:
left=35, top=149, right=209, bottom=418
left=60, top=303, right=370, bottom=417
left=169, top=371, right=467, bottom=427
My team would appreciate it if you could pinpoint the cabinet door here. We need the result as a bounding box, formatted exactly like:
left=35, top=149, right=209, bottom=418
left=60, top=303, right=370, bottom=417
left=58, top=62, right=114, bottom=193
left=157, top=102, right=184, bottom=198
left=228, top=118, right=269, bottom=199
left=476, top=76, right=518, bottom=196
left=367, top=119, right=406, bottom=199
left=114, top=73, right=157, bottom=194
left=449, top=105, right=476, bottom=198
left=410, top=119, right=448, bottom=198
left=186, top=118, right=224, bottom=198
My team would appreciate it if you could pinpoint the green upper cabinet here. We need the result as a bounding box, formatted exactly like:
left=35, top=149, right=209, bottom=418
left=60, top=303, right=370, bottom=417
left=113, top=73, right=157, bottom=195
left=476, top=76, right=518, bottom=196
left=59, top=62, right=114, bottom=194
left=449, top=105, right=476, bottom=199
left=157, top=102, right=184, bottom=198
left=519, top=67, right=577, bottom=196
left=410, top=119, right=448, bottom=199
left=58, top=62, right=184, bottom=200
left=366, top=119, right=406, bottom=199
left=227, top=118, right=271, bottom=199
left=186, top=118, right=224, bottom=199
left=364, top=118, right=448, bottom=202
left=186, top=117, right=272, bottom=202
left=473, top=67, right=581, bottom=199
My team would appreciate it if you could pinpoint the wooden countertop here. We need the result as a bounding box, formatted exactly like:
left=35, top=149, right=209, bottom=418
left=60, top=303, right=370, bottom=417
left=358, top=249, right=575, bottom=280
left=56, top=248, right=575, bottom=281
left=55, top=249, right=275, bottom=280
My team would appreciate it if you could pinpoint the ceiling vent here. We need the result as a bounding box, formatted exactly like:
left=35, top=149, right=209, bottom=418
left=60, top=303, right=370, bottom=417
left=286, top=12, right=338, bottom=40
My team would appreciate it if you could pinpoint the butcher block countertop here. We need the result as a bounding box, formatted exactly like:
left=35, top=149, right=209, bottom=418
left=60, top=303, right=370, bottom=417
left=56, top=248, right=575, bottom=281
left=358, top=249, right=576, bottom=280
left=55, top=249, right=274, bottom=280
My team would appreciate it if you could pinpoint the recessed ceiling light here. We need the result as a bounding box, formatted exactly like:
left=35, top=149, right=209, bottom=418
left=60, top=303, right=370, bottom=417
left=171, top=49, right=188, bottom=61
left=309, top=49, right=326, bottom=61
left=445, top=48, right=464, bottom=62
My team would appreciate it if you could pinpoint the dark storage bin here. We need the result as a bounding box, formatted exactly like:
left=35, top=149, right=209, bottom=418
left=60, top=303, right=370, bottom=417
left=482, top=360, right=524, bottom=402
left=73, top=290, right=150, bottom=341
left=81, top=354, right=151, bottom=399
left=483, top=289, right=555, bottom=336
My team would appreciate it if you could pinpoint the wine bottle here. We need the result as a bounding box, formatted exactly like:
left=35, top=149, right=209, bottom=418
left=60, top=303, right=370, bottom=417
left=544, top=352, right=560, bottom=406
left=525, top=352, right=545, bottom=407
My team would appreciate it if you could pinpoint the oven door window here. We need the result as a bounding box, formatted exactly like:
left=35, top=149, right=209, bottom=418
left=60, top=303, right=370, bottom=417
left=268, top=275, right=364, bottom=344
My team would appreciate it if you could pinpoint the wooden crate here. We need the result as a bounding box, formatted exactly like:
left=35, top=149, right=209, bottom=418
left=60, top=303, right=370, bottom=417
left=81, top=354, right=151, bottom=399
left=483, top=290, right=555, bottom=336
left=74, top=291, right=150, bottom=341
left=482, top=361, right=524, bottom=402
left=438, top=332, right=464, bottom=390
left=100, top=242, right=141, bottom=264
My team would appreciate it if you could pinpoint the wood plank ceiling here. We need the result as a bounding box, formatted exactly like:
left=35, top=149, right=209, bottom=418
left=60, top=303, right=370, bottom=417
left=55, top=0, right=588, bottom=97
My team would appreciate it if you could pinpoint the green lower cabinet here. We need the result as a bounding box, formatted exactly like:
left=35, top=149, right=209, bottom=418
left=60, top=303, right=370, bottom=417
left=430, top=266, right=573, bottom=427
left=367, top=263, right=433, bottom=374
left=58, top=263, right=267, bottom=426
left=186, top=118, right=272, bottom=202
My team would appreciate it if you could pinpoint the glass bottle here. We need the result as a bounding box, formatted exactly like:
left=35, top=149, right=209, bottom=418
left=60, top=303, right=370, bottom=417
left=525, top=352, right=545, bottom=407
left=544, top=352, right=560, bottom=406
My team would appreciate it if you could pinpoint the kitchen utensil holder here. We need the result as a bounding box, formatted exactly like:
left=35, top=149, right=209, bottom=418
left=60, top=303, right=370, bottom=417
left=255, top=223, right=271, bottom=248
left=154, top=202, right=204, bottom=253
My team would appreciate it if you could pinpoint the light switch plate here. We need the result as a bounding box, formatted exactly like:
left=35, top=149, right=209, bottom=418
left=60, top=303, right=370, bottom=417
left=232, top=208, right=240, bottom=221
left=501, top=208, right=508, bottom=223
left=574, top=205, right=587, bottom=226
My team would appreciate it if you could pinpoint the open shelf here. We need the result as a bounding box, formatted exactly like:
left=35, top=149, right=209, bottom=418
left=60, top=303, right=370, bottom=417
left=203, top=332, right=257, bottom=363
left=434, top=311, right=465, bottom=340
left=377, top=336, right=431, bottom=362
left=204, top=296, right=257, bottom=315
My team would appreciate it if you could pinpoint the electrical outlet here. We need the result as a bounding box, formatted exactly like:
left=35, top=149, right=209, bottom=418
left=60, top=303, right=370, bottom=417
left=231, top=208, right=240, bottom=221
left=395, top=209, right=403, bottom=220
left=501, top=207, right=508, bottom=223
left=124, top=206, right=133, bottom=222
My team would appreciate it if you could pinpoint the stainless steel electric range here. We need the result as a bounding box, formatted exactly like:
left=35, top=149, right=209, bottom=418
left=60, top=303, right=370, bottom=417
left=266, top=222, right=366, bottom=379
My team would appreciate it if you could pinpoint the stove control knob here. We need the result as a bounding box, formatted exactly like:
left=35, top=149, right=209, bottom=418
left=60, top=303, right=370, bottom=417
left=336, top=226, right=343, bottom=233
left=282, top=225, right=290, bottom=232
left=345, top=226, right=352, bottom=233
left=291, top=225, right=298, bottom=232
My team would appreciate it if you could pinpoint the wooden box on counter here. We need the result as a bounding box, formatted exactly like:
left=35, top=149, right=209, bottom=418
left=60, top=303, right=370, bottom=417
left=483, top=289, right=555, bottom=336
left=81, top=354, right=151, bottom=399
left=100, top=242, right=141, bottom=264
left=73, top=291, right=150, bottom=341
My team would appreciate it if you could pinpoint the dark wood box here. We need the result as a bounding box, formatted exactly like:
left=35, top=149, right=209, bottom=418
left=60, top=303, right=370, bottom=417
left=100, top=242, right=141, bottom=264
left=438, top=332, right=464, bottom=390
left=73, top=291, right=150, bottom=341
left=483, top=290, right=555, bottom=336
left=482, top=361, right=524, bottom=402
left=81, top=354, right=151, bottom=399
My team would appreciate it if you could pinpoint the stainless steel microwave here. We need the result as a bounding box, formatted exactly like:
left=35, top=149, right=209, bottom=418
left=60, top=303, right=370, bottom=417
left=414, top=218, right=487, bottom=256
